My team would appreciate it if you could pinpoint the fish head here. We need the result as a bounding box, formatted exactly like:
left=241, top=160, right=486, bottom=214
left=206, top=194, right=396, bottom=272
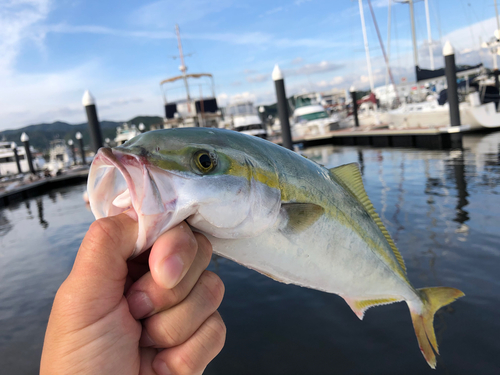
left=88, top=128, right=282, bottom=257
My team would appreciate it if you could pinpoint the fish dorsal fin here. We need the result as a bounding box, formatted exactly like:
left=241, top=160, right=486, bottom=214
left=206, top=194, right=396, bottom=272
left=329, top=163, right=406, bottom=273
left=343, top=296, right=403, bottom=320
left=281, top=203, right=324, bottom=235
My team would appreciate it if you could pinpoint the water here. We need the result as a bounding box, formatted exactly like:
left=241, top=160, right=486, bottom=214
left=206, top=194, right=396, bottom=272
left=1, top=133, right=500, bottom=374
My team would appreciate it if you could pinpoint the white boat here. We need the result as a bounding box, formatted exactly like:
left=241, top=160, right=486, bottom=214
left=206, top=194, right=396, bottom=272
left=160, top=25, right=222, bottom=129
left=223, top=102, right=267, bottom=138
left=46, top=139, right=74, bottom=175
left=115, top=123, right=141, bottom=145
left=0, top=141, right=42, bottom=175
left=291, top=93, right=344, bottom=138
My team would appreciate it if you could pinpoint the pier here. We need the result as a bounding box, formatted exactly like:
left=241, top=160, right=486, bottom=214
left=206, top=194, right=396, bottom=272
left=0, top=168, right=88, bottom=207
left=273, top=125, right=470, bottom=150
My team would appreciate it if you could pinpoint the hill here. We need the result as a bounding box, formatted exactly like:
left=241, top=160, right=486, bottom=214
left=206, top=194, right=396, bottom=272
left=0, top=116, right=163, bottom=152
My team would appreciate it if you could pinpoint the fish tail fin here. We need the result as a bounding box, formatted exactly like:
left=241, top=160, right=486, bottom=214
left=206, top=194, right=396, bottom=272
left=409, top=287, right=465, bottom=369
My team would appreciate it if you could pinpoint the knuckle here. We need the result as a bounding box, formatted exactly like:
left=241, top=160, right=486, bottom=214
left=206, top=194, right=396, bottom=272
left=172, top=350, right=199, bottom=375
left=87, top=218, right=123, bottom=249
left=204, top=314, right=227, bottom=350
left=197, top=271, right=225, bottom=310
left=156, top=316, right=184, bottom=346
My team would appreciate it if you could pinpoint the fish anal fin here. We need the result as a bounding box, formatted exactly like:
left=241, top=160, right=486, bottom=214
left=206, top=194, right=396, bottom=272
left=344, top=296, right=402, bottom=320
left=281, top=203, right=324, bottom=234
left=329, top=163, right=406, bottom=273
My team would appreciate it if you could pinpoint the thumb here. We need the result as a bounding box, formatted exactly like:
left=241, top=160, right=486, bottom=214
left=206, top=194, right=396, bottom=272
left=63, top=213, right=138, bottom=312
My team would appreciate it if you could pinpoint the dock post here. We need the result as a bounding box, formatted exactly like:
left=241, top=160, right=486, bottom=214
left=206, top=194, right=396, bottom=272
left=75, top=132, right=87, bottom=165
left=68, top=139, right=76, bottom=166
left=350, top=86, right=360, bottom=128
left=443, top=41, right=462, bottom=148
left=272, top=64, right=293, bottom=150
left=82, top=90, right=104, bottom=153
left=20, top=133, right=35, bottom=174
left=139, top=123, right=146, bottom=133
left=11, top=142, right=22, bottom=174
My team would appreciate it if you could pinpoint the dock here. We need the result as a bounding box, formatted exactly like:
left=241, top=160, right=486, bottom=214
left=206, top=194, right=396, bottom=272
left=0, top=168, right=88, bottom=207
left=274, top=125, right=470, bottom=150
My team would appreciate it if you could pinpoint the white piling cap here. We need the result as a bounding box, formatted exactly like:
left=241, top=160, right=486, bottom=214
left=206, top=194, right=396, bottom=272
left=11, top=142, right=17, bottom=149
left=272, top=64, right=283, bottom=81
left=259, top=106, right=265, bottom=113
left=75, top=132, right=82, bottom=139
left=443, top=41, right=454, bottom=56
left=20, top=132, right=29, bottom=142
left=350, top=85, right=356, bottom=92
left=68, top=139, right=73, bottom=146
left=495, top=29, right=500, bottom=40
left=82, top=90, right=95, bottom=106
left=138, top=123, right=145, bottom=131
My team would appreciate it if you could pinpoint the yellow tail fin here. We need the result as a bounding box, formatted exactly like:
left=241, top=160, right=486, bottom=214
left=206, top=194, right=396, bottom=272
left=410, top=287, right=465, bottom=369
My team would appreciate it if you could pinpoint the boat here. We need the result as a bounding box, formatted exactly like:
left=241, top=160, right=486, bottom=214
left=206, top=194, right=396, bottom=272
left=114, top=123, right=141, bottom=145
left=291, top=93, right=344, bottom=138
left=46, top=139, right=75, bottom=175
left=223, top=101, right=267, bottom=138
left=160, top=25, right=222, bottom=129
left=0, top=141, right=43, bottom=175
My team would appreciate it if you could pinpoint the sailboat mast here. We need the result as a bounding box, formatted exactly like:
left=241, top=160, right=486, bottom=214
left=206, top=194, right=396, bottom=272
left=385, top=0, right=392, bottom=95
left=495, top=0, right=500, bottom=30
left=424, top=0, right=434, bottom=70
left=409, top=0, right=419, bottom=69
left=175, top=24, right=192, bottom=113
left=358, top=0, right=375, bottom=92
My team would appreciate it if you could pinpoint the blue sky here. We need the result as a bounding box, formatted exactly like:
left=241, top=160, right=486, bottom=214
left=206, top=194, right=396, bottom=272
left=0, top=0, right=498, bottom=130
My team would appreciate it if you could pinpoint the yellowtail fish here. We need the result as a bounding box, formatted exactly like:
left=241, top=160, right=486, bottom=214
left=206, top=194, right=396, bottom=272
left=87, top=128, right=464, bottom=368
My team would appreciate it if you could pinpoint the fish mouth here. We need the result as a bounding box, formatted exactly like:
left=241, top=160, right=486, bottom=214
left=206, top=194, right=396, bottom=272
left=88, top=147, right=181, bottom=257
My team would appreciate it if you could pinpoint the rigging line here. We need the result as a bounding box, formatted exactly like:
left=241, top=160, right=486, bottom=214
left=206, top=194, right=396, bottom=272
left=430, top=0, right=442, bottom=43
left=460, top=0, right=477, bottom=51
left=367, top=0, right=400, bottom=103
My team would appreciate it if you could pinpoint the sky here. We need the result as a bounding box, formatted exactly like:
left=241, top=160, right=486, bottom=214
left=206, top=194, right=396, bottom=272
left=1, top=0, right=499, bottom=130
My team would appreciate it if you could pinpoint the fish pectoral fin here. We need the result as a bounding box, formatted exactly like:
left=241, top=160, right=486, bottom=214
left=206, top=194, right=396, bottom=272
left=280, top=203, right=324, bottom=234
left=343, top=296, right=403, bottom=320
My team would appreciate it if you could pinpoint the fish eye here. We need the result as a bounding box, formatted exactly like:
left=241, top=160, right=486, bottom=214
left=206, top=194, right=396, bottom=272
left=194, top=150, right=217, bottom=173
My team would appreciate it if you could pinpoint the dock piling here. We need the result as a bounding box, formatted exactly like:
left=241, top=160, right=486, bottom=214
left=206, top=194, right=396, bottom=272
left=68, top=139, right=76, bottom=166
left=443, top=41, right=462, bottom=148
left=75, top=132, right=86, bottom=165
left=20, top=133, right=35, bottom=174
left=272, top=64, right=293, bottom=150
left=82, top=90, right=104, bottom=153
left=11, top=143, right=23, bottom=174
left=350, top=86, right=360, bottom=128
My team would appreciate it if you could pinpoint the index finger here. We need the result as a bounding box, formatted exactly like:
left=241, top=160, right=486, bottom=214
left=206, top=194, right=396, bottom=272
left=149, top=222, right=199, bottom=290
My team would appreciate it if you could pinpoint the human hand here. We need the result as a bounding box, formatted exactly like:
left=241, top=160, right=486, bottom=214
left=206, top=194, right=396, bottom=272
left=40, top=213, right=226, bottom=375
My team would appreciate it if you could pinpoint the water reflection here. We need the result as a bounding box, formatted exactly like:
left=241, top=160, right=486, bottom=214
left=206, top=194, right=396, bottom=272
left=36, top=198, right=49, bottom=229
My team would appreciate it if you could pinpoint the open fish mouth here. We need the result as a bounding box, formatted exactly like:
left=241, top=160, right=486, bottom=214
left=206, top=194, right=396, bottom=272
left=88, top=147, right=181, bottom=257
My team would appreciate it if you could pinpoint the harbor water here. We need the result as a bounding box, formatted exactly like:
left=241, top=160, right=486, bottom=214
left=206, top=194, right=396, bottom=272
left=1, top=132, right=500, bottom=374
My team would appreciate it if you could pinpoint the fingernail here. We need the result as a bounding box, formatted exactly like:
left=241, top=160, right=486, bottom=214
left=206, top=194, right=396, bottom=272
left=153, top=359, right=172, bottom=375
left=127, top=291, right=154, bottom=319
left=159, top=254, right=184, bottom=289
left=139, top=329, right=155, bottom=347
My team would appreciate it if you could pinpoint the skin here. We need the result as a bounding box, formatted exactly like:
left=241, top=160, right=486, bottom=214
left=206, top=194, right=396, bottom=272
left=40, top=213, right=226, bottom=375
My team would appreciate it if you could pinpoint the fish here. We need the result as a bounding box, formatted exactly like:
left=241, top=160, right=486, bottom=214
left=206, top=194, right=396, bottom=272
left=87, top=127, right=464, bottom=368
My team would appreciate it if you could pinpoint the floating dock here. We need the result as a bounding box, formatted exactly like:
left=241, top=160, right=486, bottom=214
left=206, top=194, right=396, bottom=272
left=0, top=168, right=88, bottom=207
left=274, top=125, right=471, bottom=150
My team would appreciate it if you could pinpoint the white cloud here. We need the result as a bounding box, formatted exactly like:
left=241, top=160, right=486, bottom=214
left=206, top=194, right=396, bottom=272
left=246, top=74, right=269, bottom=83
left=286, top=60, right=344, bottom=76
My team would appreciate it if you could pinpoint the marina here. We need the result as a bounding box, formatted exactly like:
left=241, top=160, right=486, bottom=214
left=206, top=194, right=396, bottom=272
left=2, top=0, right=500, bottom=374
left=1, top=131, right=499, bottom=374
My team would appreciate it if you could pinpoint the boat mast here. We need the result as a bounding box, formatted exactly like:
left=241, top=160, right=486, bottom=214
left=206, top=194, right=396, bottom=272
left=424, top=0, right=434, bottom=70
left=358, top=0, right=375, bottom=92
left=409, top=0, right=419, bottom=70
left=175, top=24, right=192, bottom=113
left=496, top=0, right=500, bottom=30
left=385, top=0, right=392, bottom=97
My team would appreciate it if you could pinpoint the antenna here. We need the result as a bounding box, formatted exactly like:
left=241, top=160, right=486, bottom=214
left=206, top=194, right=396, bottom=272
left=175, top=24, right=192, bottom=113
